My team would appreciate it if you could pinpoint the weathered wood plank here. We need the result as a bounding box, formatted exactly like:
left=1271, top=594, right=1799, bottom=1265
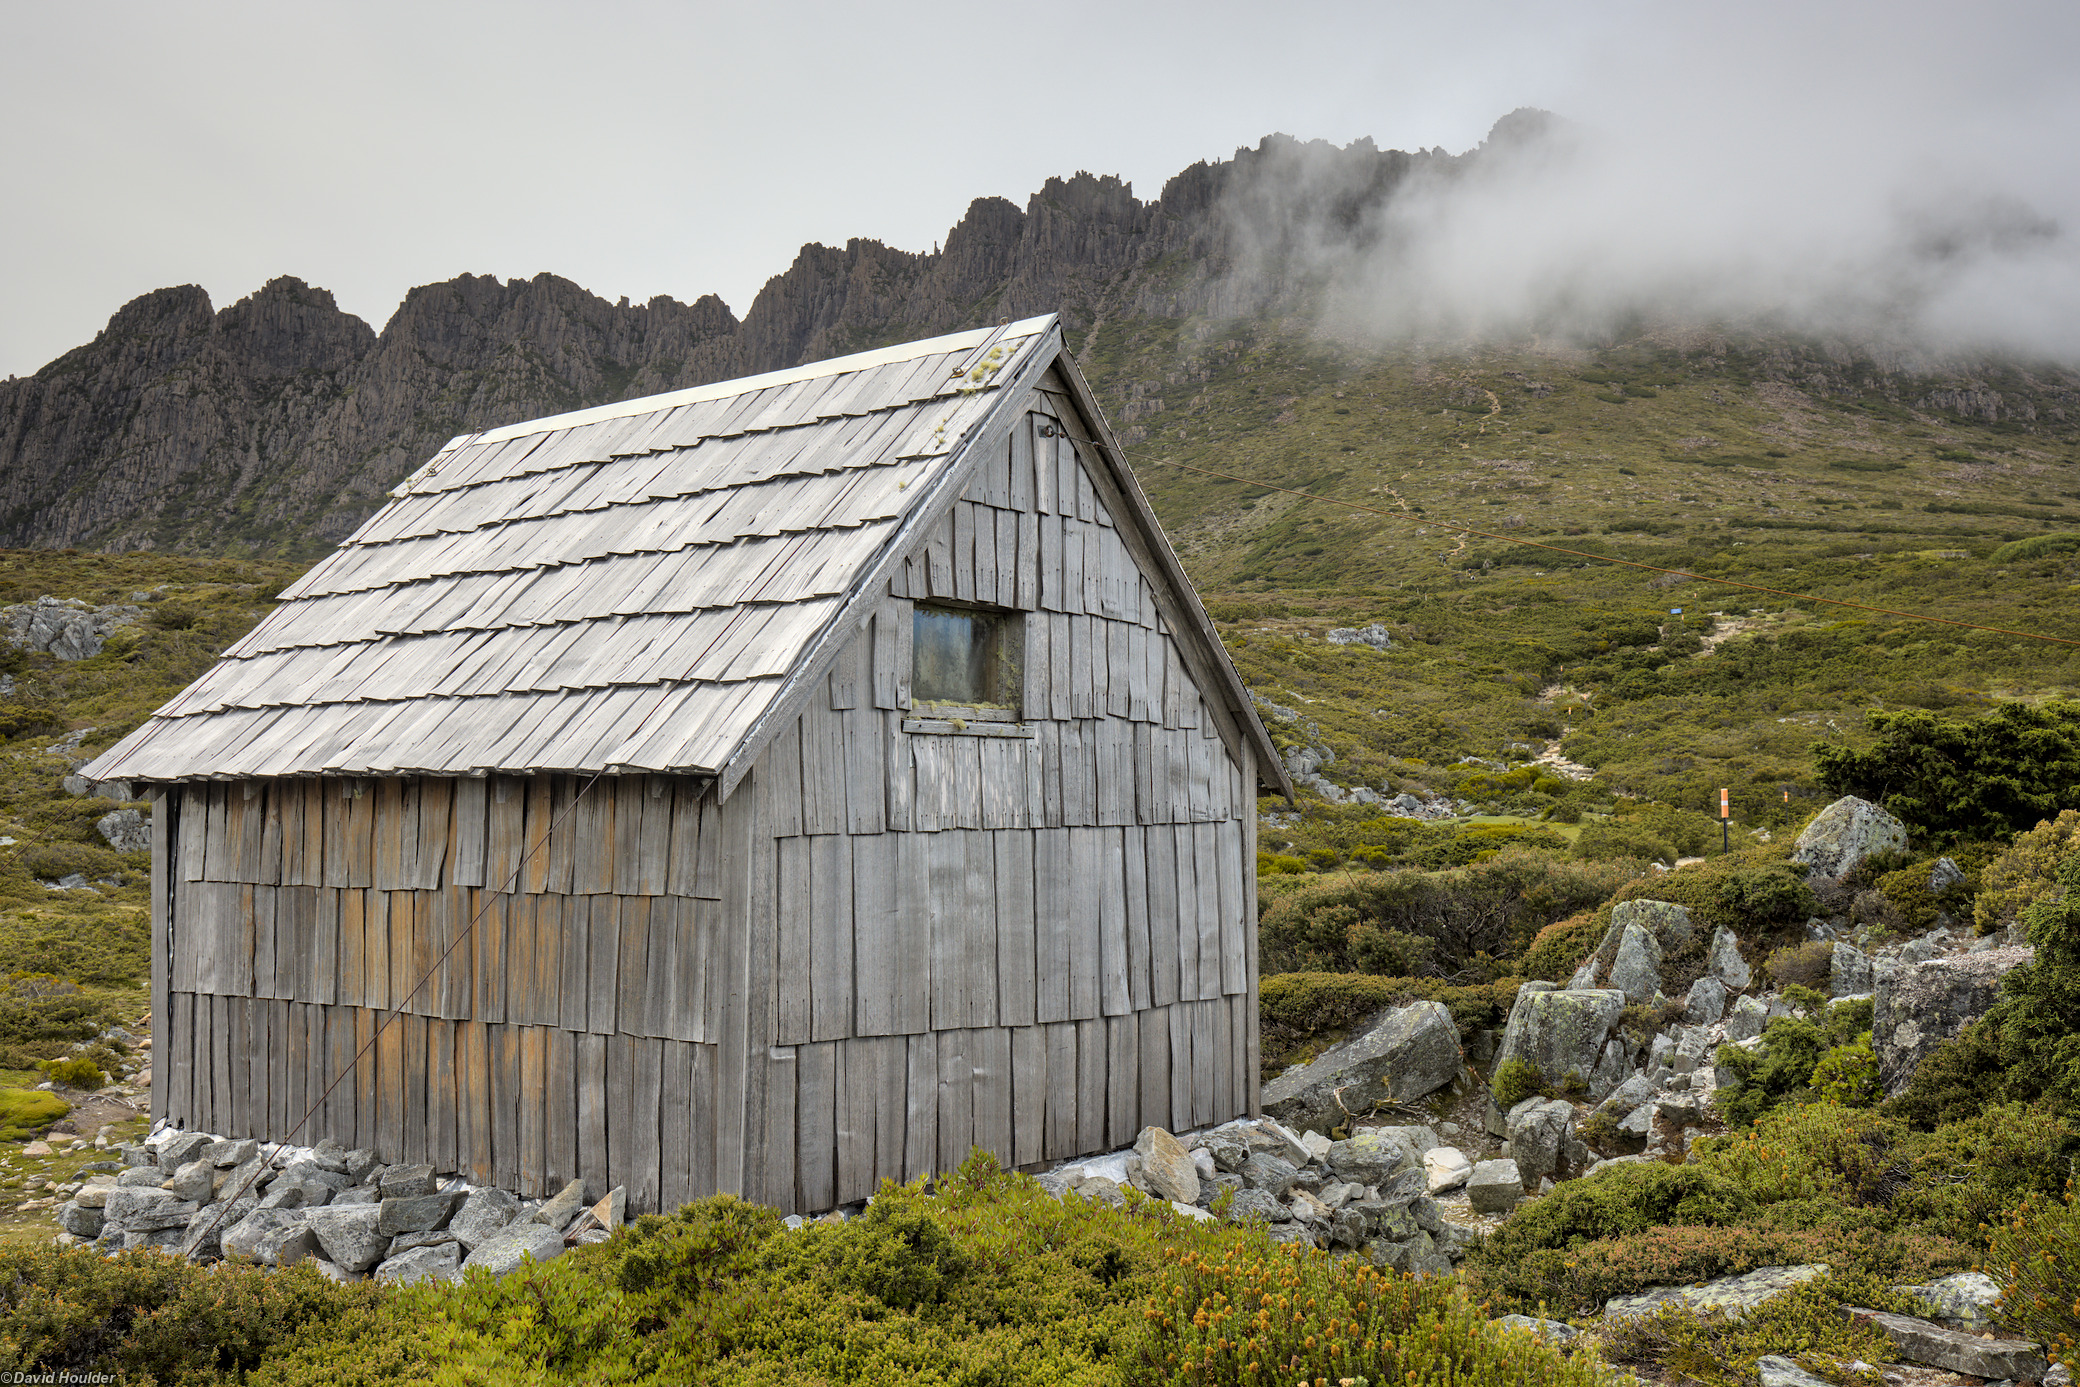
left=935, top=1029, right=972, bottom=1175
left=802, top=702, right=846, bottom=836
left=249, top=885, right=276, bottom=1002
left=1168, top=1004, right=1193, bottom=1134
left=665, top=777, right=701, bottom=897
left=993, top=832, right=1036, bottom=1029
left=475, top=889, right=507, bottom=1024
left=558, top=896, right=590, bottom=1033
left=659, top=1039, right=695, bottom=1210
left=926, top=831, right=965, bottom=1030
left=835, top=1038, right=876, bottom=1204
left=808, top=835, right=853, bottom=1043
left=1123, top=826, right=1151, bottom=1011
left=1242, top=743, right=1262, bottom=1116
left=904, top=1031, right=938, bottom=1182
left=1193, top=823, right=1224, bottom=1000
left=311, top=886, right=338, bottom=1006
left=953, top=501, right=977, bottom=603
left=344, top=781, right=375, bottom=889
left=577, top=1031, right=608, bottom=1204
left=768, top=722, right=804, bottom=839
left=429, top=1018, right=457, bottom=1174
left=1098, top=828, right=1130, bottom=1017
left=1169, top=823, right=1200, bottom=1001
left=1218, top=818, right=1246, bottom=996
left=451, top=777, right=487, bottom=888
left=972, top=1026, right=1012, bottom=1168
left=603, top=1033, right=635, bottom=1203
left=963, top=830, right=996, bottom=1030
left=775, top=836, right=811, bottom=1045
left=460, top=1020, right=493, bottom=1185
left=870, top=601, right=903, bottom=711
left=761, top=1047, right=797, bottom=1214
left=587, top=894, right=620, bottom=1034
left=485, top=777, right=522, bottom=892
left=545, top=776, right=577, bottom=894
left=1011, top=1026, right=1045, bottom=1166
left=1066, top=829, right=1100, bottom=1020
left=1033, top=829, right=1070, bottom=1024
left=690, top=1043, right=718, bottom=1198
left=796, top=1040, right=836, bottom=1212
left=710, top=768, right=757, bottom=1197
left=574, top=777, right=617, bottom=895
left=1106, top=1012, right=1138, bottom=1149
left=272, top=782, right=300, bottom=888
left=1138, top=1006, right=1170, bottom=1136
left=520, top=777, right=552, bottom=893
left=631, top=1037, right=662, bottom=1215
left=545, top=1025, right=577, bottom=1191
left=1043, top=1022, right=1077, bottom=1160
left=850, top=834, right=899, bottom=1036
left=422, top=778, right=454, bottom=889
left=617, top=895, right=652, bottom=1037
left=1075, top=1016, right=1105, bottom=1154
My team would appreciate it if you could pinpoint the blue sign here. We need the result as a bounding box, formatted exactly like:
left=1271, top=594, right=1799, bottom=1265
left=1670, top=608, right=1683, bottom=615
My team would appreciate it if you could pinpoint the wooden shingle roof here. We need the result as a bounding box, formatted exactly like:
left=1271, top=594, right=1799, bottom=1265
left=90, top=316, right=1063, bottom=783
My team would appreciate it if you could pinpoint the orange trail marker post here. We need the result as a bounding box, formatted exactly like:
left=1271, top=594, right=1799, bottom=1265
left=1721, top=788, right=1731, bottom=854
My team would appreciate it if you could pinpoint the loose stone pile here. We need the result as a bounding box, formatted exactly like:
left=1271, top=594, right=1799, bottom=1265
left=57, top=1125, right=624, bottom=1284
left=1034, top=1115, right=1493, bottom=1274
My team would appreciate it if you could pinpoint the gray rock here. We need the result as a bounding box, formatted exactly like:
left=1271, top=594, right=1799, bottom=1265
left=254, top=1221, right=320, bottom=1268
left=1371, top=1229, right=1450, bottom=1275
left=1492, top=986, right=1628, bottom=1101
left=1874, top=947, right=2034, bottom=1095
left=159, top=1131, right=214, bottom=1170
left=377, top=1163, right=437, bottom=1199
left=222, top=1209, right=306, bottom=1263
left=96, top=808, right=150, bottom=853
left=1900, top=931, right=1947, bottom=966
left=1326, top=624, right=1394, bottom=650
left=1830, top=942, right=1874, bottom=997
left=1793, top=796, right=1908, bottom=881
left=160, top=1159, right=216, bottom=1203
left=103, top=1187, right=195, bottom=1231
left=448, top=1187, right=520, bottom=1250
left=377, top=1189, right=462, bottom=1236
left=388, top=1229, right=460, bottom=1256
left=376, top=1241, right=464, bottom=1285
left=1423, top=1146, right=1471, bottom=1193
left=1261, top=1000, right=1461, bottom=1135
left=57, top=1201, right=102, bottom=1237
left=123, top=1228, right=188, bottom=1252
left=1324, top=1130, right=1416, bottom=1185
left=1756, top=1355, right=1833, bottom=1387
left=331, top=1186, right=381, bottom=1206
left=306, top=1257, right=363, bottom=1283
left=1896, top=1271, right=2002, bottom=1329
left=1466, top=1159, right=1523, bottom=1214
left=281, top=1159, right=351, bottom=1191
left=208, top=1138, right=259, bottom=1168
left=1131, top=1127, right=1199, bottom=1205
left=1708, top=927, right=1752, bottom=991
left=1506, top=1098, right=1577, bottom=1184
left=119, top=1142, right=157, bottom=1168
left=344, top=1148, right=383, bottom=1183
left=1240, top=1153, right=1298, bottom=1197
left=306, top=1204, right=390, bottom=1273
left=1723, top=994, right=1770, bottom=1042
left=1606, top=1264, right=1827, bottom=1320
left=117, top=1165, right=167, bottom=1187
left=532, top=1178, right=588, bottom=1232
left=259, top=1179, right=330, bottom=1211
left=463, top=1220, right=567, bottom=1277
left=1594, top=1072, right=1655, bottom=1118
left=1684, top=975, right=1728, bottom=1025
left=0, top=596, right=139, bottom=661
left=1842, top=1305, right=2047, bottom=1380
left=1930, top=857, right=1966, bottom=893
left=308, top=1138, right=350, bottom=1174
left=1605, top=923, right=1664, bottom=1004
left=1225, top=1188, right=1292, bottom=1223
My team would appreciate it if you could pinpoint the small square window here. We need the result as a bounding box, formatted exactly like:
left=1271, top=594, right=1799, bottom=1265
left=913, top=605, right=1020, bottom=718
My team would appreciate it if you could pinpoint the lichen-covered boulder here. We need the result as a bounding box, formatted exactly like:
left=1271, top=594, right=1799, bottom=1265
left=1723, top=994, right=1769, bottom=1042
left=1423, top=1146, right=1471, bottom=1193
left=1831, top=942, right=1874, bottom=997
left=1492, top=985, right=1627, bottom=1100
left=1604, top=1263, right=1828, bottom=1320
left=1896, top=1270, right=2002, bottom=1329
left=1505, top=1098, right=1578, bottom=1184
left=1874, top=947, right=2033, bottom=1095
left=1604, top=924, right=1663, bottom=1004
left=1262, top=1000, right=1460, bottom=1135
left=1132, top=1127, right=1199, bottom=1205
left=1684, top=975, right=1728, bottom=1024
left=1466, top=1159, right=1523, bottom=1213
left=1793, top=796, right=1908, bottom=881
left=1324, top=1130, right=1417, bottom=1186
left=1708, top=927, right=1752, bottom=990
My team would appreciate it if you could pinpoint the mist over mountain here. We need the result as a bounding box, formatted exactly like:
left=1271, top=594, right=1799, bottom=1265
left=2, top=111, right=2074, bottom=558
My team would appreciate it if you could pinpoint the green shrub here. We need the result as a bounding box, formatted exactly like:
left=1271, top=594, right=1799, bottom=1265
left=1988, top=1185, right=2080, bottom=1365
left=1256, top=847, right=1628, bottom=975
left=1817, top=701, right=2080, bottom=844
left=1129, top=1241, right=1615, bottom=1386
left=1765, top=941, right=1833, bottom=991
left=1518, top=909, right=1606, bottom=982
left=0, top=1243, right=387, bottom=1380
left=0, top=705, right=63, bottom=742
left=1810, top=1037, right=1881, bottom=1107
left=38, top=1056, right=103, bottom=1090
left=1573, top=820, right=1675, bottom=862
left=1975, top=809, right=2080, bottom=935
left=1876, top=856, right=1978, bottom=933
left=1492, top=1057, right=1545, bottom=1108
left=1256, top=852, right=1307, bottom=876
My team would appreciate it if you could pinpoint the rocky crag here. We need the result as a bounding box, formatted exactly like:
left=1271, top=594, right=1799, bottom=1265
left=10, top=109, right=2074, bottom=560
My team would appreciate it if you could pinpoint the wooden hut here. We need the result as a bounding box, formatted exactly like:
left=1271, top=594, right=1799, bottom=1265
left=84, top=314, right=1292, bottom=1215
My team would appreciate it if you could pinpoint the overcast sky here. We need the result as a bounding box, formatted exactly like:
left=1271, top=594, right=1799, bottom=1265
left=3, top=0, right=2076, bottom=377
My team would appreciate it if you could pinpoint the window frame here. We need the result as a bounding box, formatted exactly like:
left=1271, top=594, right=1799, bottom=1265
left=910, top=601, right=1022, bottom=722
